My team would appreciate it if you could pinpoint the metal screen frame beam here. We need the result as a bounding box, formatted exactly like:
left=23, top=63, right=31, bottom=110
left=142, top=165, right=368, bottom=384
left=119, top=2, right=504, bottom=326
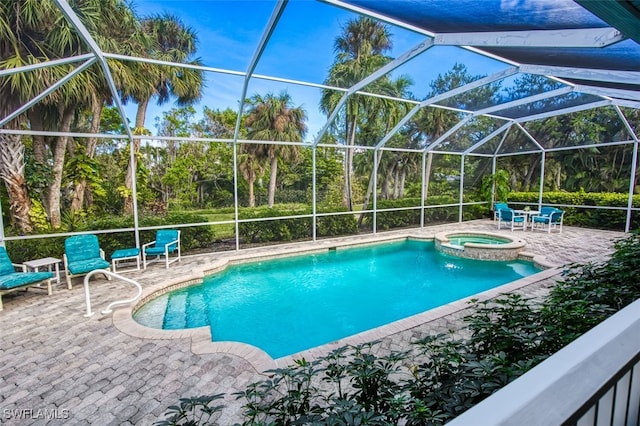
left=434, top=28, right=623, bottom=48
left=515, top=100, right=611, bottom=123
left=375, top=66, right=519, bottom=150
left=616, top=105, right=640, bottom=233
left=312, top=37, right=434, bottom=147
left=520, top=64, right=640, bottom=86
left=231, top=0, right=289, bottom=250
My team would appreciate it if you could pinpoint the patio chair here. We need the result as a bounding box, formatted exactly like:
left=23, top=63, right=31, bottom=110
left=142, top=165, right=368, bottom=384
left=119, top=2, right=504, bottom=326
left=497, top=208, right=526, bottom=231
left=531, top=207, right=565, bottom=233
left=0, top=246, right=54, bottom=311
left=63, top=234, right=111, bottom=289
left=493, top=202, right=509, bottom=222
left=142, top=230, right=181, bottom=269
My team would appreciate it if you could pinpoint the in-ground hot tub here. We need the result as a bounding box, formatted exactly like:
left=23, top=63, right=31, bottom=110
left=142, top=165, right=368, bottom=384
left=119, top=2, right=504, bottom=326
left=434, top=231, right=526, bottom=260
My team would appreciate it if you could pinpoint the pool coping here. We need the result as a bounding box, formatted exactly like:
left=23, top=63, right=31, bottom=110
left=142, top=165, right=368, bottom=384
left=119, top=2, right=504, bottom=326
left=112, top=233, right=560, bottom=373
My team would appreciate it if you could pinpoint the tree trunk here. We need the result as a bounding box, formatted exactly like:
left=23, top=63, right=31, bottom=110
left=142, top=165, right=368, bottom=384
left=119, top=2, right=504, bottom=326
left=268, top=156, right=278, bottom=208
left=46, top=106, right=74, bottom=228
left=71, top=94, right=102, bottom=212
left=28, top=107, right=47, bottom=164
left=26, top=109, right=48, bottom=209
left=393, top=167, right=401, bottom=199
left=357, top=151, right=383, bottom=227
left=522, top=157, right=540, bottom=192
left=124, top=98, right=148, bottom=214
left=399, top=169, right=406, bottom=198
left=424, top=152, right=433, bottom=200
left=248, top=176, right=256, bottom=207
left=343, top=112, right=357, bottom=211
left=381, top=174, right=391, bottom=199
left=0, top=133, right=33, bottom=233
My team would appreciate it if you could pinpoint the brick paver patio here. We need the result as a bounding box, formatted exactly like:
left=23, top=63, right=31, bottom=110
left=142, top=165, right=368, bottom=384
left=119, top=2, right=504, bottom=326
left=0, top=220, right=625, bottom=425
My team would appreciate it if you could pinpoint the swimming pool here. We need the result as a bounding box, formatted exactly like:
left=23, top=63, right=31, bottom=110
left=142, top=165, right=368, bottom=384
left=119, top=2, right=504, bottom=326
left=134, top=239, right=540, bottom=358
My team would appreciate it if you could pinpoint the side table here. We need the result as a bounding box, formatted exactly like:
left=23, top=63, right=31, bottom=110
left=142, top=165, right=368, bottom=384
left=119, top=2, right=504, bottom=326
left=514, top=210, right=540, bottom=231
left=23, top=257, right=62, bottom=292
left=111, top=248, right=141, bottom=273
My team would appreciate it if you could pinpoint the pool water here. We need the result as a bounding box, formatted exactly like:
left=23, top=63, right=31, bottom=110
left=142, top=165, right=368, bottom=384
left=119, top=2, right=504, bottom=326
left=447, top=236, right=508, bottom=246
left=134, top=240, right=540, bottom=358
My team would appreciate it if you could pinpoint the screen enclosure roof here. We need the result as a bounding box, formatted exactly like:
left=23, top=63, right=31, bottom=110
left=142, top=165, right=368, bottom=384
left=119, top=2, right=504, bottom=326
left=3, top=0, right=640, bottom=156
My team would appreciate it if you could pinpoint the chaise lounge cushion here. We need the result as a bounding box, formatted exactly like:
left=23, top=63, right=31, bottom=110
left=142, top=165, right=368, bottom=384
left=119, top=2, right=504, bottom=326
left=63, top=234, right=111, bottom=289
left=532, top=207, right=562, bottom=224
left=144, top=230, right=179, bottom=255
left=0, top=249, right=17, bottom=277
left=0, top=271, right=53, bottom=290
left=67, top=258, right=110, bottom=275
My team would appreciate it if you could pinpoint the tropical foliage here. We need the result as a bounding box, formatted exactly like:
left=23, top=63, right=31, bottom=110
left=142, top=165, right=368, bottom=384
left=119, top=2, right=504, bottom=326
left=1, top=4, right=638, bottom=240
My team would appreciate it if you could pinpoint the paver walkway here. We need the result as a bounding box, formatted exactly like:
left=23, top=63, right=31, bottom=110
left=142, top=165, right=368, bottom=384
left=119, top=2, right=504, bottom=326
left=0, top=221, right=624, bottom=425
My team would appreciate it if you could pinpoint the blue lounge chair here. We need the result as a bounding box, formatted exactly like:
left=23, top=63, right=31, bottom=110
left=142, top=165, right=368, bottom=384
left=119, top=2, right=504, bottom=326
left=63, top=234, right=111, bottom=289
left=142, top=230, right=181, bottom=269
left=0, top=246, right=53, bottom=311
left=493, top=202, right=509, bottom=222
left=497, top=208, right=526, bottom=231
left=531, top=207, right=565, bottom=233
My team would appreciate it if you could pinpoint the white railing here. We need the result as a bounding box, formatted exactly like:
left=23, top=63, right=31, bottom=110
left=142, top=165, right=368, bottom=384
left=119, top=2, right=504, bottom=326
left=83, top=269, right=142, bottom=317
left=446, top=297, right=640, bottom=426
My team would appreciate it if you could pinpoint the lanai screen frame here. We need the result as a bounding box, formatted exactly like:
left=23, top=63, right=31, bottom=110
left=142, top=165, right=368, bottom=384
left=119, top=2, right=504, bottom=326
left=1, top=0, right=639, bottom=251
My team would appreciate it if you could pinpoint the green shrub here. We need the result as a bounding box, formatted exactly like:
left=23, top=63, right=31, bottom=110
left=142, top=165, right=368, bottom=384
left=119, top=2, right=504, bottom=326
left=316, top=208, right=358, bottom=237
left=507, top=191, right=640, bottom=230
left=6, top=235, right=67, bottom=264
left=6, top=212, right=216, bottom=263
left=365, top=198, right=422, bottom=230
left=360, top=195, right=483, bottom=230
left=238, top=205, right=357, bottom=243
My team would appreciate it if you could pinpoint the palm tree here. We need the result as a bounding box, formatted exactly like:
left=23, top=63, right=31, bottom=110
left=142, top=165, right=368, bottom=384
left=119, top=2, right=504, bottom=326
left=356, top=76, right=413, bottom=217
left=0, top=0, right=42, bottom=233
left=238, top=151, right=262, bottom=208
left=121, top=12, right=204, bottom=214
left=0, top=0, right=112, bottom=229
left=244, top=92, right=307, bottom=208
left=321, top=17, right=393, bottom=211
left=39, top=0, right=143, bottom=227
left=69, top=0, right=143, bottom=213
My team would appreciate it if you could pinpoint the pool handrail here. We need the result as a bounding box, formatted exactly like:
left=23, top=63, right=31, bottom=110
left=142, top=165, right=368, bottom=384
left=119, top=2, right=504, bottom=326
left=83, top=269, right=142, bottom=317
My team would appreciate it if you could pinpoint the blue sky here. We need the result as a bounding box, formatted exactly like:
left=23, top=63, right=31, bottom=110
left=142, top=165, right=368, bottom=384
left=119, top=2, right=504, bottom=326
left=126, top=0, right=507, bottom=141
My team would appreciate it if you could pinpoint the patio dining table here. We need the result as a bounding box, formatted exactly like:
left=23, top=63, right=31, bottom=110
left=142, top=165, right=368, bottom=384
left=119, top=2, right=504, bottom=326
left=514, top=209, right=540, bottom=230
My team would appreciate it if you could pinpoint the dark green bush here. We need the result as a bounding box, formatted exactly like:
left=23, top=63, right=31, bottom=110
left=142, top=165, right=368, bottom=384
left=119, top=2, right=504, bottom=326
left=274, top=189, right=309, bottom=204
left=6, top=212, right=215, bottom=263
left=238, top=205, right=312, bottom=243
left=6, top=235, right=67, bottom=264
left=316, top=209, right=358, bottom=237
left=363, top=198, right=422, bottom=230
left=360, top=195, right=481, bottom=230
left=507, top=191, right=640, bottom=230
left=238, top=205, right=357, bottom=243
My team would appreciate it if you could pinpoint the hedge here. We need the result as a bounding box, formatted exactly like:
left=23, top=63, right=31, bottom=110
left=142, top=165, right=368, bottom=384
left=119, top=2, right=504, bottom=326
left=238, top=205, right=358, bottom=244
left=361, top=196, right=485, bottom=230
left=6, top=212, right=215, bottom=263
left=507, top=191, right=640, bottom=230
